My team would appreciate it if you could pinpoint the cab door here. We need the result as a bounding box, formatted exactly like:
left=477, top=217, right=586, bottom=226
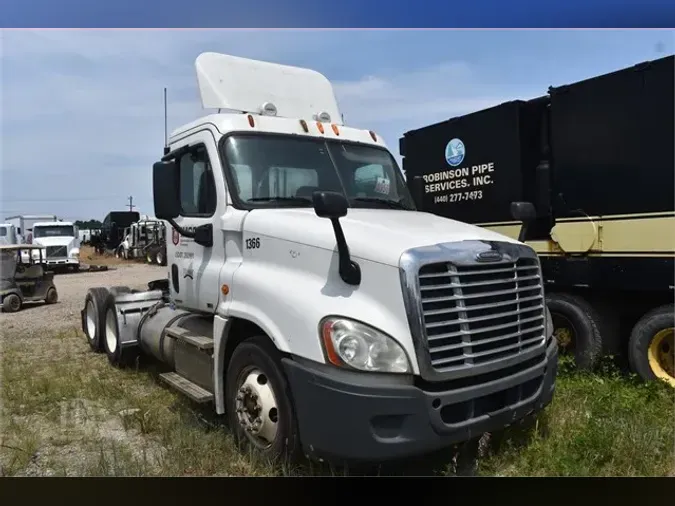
left=168, top=130, right=225, bottom=313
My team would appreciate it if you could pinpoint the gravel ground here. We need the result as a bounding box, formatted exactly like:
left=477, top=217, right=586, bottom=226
left=0, top=264, right=164, bottom=339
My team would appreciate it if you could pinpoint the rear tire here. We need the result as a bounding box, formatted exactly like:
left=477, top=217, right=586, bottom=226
left=102, top=293, right=139, bottom=368
left=628, top=305, right=675, bottom=387
left=156, top=249, right=165, bottom=266
left=545, top=292, right=603, bottom=370
left=83, top=287, right=110, bottom=352
left=45, top=287, right=58, bottom=304
left=2, top=293, right=22, bottom=313
left=225, top=336, right=301, bottom=464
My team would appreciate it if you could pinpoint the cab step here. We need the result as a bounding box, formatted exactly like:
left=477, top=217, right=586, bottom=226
left=159, top=372, right=214, bottom=403
left=166, top=326, right=214, bottom=351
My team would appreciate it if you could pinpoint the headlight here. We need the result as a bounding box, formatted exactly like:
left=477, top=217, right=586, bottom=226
left=319, top=317, right=411, bottom=374
left=545, top=304, right=553, bottom=338
left=70, top=249, right=80, bottom=258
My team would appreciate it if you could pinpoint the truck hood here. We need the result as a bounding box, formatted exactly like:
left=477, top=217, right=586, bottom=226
left=32, top=236, right=76, bottom=248
left=244, top=208, right=521, bottom=267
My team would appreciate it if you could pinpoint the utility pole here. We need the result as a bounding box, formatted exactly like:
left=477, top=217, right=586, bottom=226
left=128, top=196, right=135, bottom=212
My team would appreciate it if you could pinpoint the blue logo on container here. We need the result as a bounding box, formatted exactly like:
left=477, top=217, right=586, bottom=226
left=445, top=138, right=465, bottom=167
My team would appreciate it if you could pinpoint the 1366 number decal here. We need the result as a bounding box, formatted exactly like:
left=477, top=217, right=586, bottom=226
left=245, top=237, right=261, bottom=250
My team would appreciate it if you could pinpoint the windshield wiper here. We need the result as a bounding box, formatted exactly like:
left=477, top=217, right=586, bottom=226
left=351, top=197, right=414, bottom=211
left=247, top=197, right=313, bottom=206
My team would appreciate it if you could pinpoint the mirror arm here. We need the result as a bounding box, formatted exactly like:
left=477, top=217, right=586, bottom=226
left=329, top=218, right=361, bottom=286
left=168, top=218, right=196, bottom=239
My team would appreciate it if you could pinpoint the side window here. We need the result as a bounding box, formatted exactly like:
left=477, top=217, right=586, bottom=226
left=178, top=145, right=217, bottom=216
left=354, top=164, right=386, bottom=195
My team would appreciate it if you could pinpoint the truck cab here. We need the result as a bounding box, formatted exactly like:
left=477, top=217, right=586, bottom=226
left=31, top=221, right=81, bottom=271
left=82, top=53, right=557, bottom=465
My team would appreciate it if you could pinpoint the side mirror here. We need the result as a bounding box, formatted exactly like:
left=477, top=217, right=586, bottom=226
left=153, top=161, right=180, bottom=220
left=311, top=190, right=360, bottom=286
left=312, top=191, right=348, bottom=219
left=510, top=201, right=537, bottom=223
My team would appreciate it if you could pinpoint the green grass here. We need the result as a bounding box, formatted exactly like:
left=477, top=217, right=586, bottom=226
left=1, top=331, right=673, bottom=477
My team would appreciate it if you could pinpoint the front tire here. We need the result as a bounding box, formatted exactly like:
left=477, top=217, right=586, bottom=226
left=225, top=336, right=301, bottom=463
left=628, top=305, right=675, bottom=387
left=2, top=293, right=22, bottom=313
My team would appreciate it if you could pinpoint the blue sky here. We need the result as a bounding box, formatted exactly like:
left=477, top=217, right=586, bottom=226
left=1, top=29, right=673, bottom=220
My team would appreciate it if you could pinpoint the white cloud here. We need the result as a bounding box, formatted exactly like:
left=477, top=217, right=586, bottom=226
left=0, top=30, right=513, bottom=219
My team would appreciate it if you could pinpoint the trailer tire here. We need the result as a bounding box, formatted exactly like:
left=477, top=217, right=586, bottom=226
left=226, top=336, right=301, bottom=463
left=146, top=249, right=155, bottom=264
left=84, top=287, right=110, bottom=352
left=628, top=305, right=675, bottom=387
left=102, top=293, right=139, bottom=368
left=545, top=292, right=602, bottom=370
left=155, top=249, right=165, bottom=266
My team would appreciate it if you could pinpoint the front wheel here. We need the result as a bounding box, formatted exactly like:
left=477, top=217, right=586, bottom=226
left=629, top=305, right=675, bottom=387
left=2, top=293, right=22, bottom=313
left=225, top=336, right=301, bottom=463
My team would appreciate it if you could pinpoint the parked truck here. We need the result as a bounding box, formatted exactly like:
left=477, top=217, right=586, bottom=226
left=31, top=221, right=81, bottom=272
left=400, top=55, right=674, bottom=387
left=81, top=52, right=557, bottom=465
left=116, top=217, right=166, bottom=264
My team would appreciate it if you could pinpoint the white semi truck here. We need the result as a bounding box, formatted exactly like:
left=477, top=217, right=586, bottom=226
left=81, top=53, right=558, bottom=465
left=31, top=221, right=81, bottom=271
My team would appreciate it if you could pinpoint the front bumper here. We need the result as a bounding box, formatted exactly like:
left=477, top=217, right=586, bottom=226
left=283, top=339, right=557, bottom=464
left=44, top=258, right=79, bottom=266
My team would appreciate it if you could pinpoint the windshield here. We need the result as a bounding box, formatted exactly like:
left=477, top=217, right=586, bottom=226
left=33, top=225, right=75, bottom=238
left=0, top=228, right=7, bottom=237
left=222, top=135, right=415, bottom=210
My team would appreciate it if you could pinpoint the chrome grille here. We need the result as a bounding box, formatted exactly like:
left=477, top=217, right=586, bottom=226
left=418, top=257, right=545, bottom=373
left=46, top=246, right=67, bottom=258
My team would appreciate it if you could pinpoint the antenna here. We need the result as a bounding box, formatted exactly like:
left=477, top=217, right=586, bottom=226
left=163, top=87, right=169, bottom=155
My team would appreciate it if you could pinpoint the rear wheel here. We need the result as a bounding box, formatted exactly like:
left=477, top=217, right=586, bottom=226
left=546, top=292, right=603, bottom=370
left=102, top=293, right=139, bottom=368
left=2, top=293, right=22, bottom=313
left=629, top=305, right=675, bottom=387
left=225, top=336, right=300, bottom=463
left=83, top=287, right=110, bottom=352
left=45, top=287, right=58, bottom=304
left=156, top=249, right=165, bottom=266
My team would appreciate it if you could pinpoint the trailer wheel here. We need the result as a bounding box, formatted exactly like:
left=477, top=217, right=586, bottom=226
left=45, top=287, right=58, bottom=304
left=225, top=336, right=300, bottom=463
left=628, top=305, right=675, bottom=387
left=146, top=250, right=155, bottom=264
left=155, top=249, right=165, bottom=266
left=83, top=287, right=110, bottom=352
left=545, top=292, right=602, bottom=370
left=102, top=293, right=139, bottom=368
left=2, top=294, right=22, bottom=313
